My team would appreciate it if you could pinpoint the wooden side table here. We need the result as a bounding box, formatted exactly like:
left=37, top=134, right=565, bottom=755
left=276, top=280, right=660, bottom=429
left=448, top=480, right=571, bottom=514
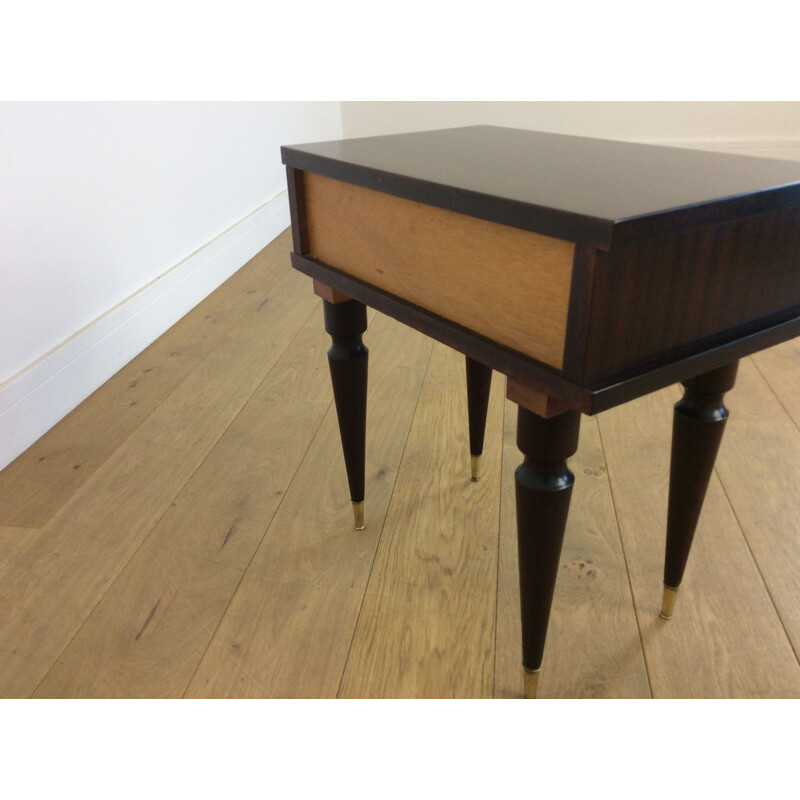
left=281, top=126, right=800, bottom=697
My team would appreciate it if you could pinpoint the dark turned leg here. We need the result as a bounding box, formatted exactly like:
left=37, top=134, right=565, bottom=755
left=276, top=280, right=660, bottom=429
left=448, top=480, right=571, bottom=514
left=465, top=356, right=492, bottom=481
left=515, top=406, right=581, bottom=698
left=323, top=299, right=369, bottom=530
left=661, top=361, right=739, bottom=619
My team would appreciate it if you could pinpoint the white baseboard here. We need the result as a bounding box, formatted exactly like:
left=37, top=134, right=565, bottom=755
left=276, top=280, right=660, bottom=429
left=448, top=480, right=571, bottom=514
left=0, top=191, right=290, bottom=472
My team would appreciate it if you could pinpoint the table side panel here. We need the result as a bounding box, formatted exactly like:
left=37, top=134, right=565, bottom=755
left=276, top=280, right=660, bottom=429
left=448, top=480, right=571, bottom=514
left=286, top=167, right=309, bottom=254
left=302, top=172, right=576, bottom=371
left=582, top=205, right=800, bottom=385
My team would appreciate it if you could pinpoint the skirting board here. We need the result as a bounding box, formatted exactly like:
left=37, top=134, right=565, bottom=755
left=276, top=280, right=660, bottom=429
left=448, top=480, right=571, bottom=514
left=0, top=190, right=290, bottom=472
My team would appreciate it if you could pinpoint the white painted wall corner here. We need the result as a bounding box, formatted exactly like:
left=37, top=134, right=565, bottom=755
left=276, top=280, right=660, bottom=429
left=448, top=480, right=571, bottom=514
left=0, top=192, right=289, bottom=472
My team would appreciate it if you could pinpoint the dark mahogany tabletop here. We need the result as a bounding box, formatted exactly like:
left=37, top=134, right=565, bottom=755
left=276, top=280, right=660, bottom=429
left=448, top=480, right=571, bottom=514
left=281, top=125, right=800, bottom=248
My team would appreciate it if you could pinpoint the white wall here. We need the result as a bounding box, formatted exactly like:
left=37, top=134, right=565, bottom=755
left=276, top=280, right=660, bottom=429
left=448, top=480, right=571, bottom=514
left=341, top=101, right=800, bottom=160
left=0, top=102, right=341, bottom=470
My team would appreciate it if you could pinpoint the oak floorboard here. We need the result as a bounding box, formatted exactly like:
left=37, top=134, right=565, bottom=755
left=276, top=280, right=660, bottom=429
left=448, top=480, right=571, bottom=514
left=0, top=527, right=45, bottom=613
left=33, top=543, right=245, bottom=699
left=185, top=312, right=433, bottom=698
left=0, top=231, right=295, bottom=528
left=597, top=382, right=800, bottom=698
left=0, top=526, right=41, bottom=559
left=752, top=338, right=800, bottom=429
left=33, top=300, right=340, bottom=697
left=185, top=579, right=367, bottom=699
left=494, top=402, right=650, bottom=699
left=3, top=231, right=799, bottom=700
left=337, top=343, right=505, bottom=699
left=711, top=357, right=800, bottom=664
left=0, top=265, right=318, bottom=697
left=236, top=314, right=424, bottom=589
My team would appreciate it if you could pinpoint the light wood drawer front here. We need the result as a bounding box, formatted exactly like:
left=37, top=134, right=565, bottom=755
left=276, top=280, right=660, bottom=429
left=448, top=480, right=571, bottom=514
left=304, top=172, right=575, bottom=370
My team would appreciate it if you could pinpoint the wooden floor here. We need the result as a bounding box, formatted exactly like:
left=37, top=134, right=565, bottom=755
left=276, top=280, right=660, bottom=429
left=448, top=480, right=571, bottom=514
left=1, top=228, right=799, bottom=699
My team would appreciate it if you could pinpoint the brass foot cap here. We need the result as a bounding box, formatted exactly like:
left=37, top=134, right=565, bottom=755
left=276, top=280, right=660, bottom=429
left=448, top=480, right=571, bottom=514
left=660, top=585, right=679, bottom=620
left=523, top=667, right=541, bottom=699
left=352, top=501, right=365, bottom=531
left=470, top=454, right=481, bottom=482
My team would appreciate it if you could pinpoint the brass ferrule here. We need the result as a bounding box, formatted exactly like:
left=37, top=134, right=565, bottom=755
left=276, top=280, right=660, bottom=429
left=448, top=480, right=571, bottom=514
left=660, top=585, right=679, bottom=620
left=523, top=667, right=541, bottom=699
left=352, top=501, right=365, bottom=531
left=470, top=455, right=481, bottom=482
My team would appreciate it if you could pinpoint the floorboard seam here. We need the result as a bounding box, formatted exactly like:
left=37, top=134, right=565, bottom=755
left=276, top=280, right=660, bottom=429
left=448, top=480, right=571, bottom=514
left=335, top=332, right=435, bottom=699
left=595, top=413, right=655, bottom=699
left=32, top=267, right=316, bottom=699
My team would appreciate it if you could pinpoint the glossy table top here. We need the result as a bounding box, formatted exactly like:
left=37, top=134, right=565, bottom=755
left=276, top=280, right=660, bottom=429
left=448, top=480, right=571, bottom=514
left=282, top=125, right=800, bottom=247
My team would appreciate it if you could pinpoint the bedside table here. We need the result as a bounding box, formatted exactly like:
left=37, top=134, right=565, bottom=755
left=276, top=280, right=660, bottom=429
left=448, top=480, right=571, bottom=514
left=281, top=126, right=800, bottom=697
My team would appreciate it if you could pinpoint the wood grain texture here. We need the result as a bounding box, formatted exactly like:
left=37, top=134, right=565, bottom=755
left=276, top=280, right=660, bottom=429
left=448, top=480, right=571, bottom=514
left=1, top=227, right=798, bottom=699
left=0, top=231, right=295, bottom=528
left=186, top=579, right=367, bottom=699
left=752, top=337, right=800, bottom=429
left=33, top=542, right=244, bottom=698
left=0, top=526, right=41, bottom=559
left=239, top=313, right=430, bottom=588
left=337, top=343, right=505, bottom=698
left=291, top=251, right=590, bottom=412
left=494, top=402, right=650, bottom=698
left=32, top=301, right=339, bottom=697
left=0, top=266, right=319, bottom=697
left=0, top=527, right=45, bottom=612
left=596, top=382, right=800, bottom=698
left=185, top=312, right=433, bottom=698
left=304, top=172, right=575, bottom=370
left=710, top=358, right=800, bottom=663
left=582, top=208, right=800, bottom=384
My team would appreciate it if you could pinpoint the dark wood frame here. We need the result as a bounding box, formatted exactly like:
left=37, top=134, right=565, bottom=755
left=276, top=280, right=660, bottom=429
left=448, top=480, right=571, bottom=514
left=291, top=248, right=800, bottom=414
left=286, top=157, right=800, bottom=415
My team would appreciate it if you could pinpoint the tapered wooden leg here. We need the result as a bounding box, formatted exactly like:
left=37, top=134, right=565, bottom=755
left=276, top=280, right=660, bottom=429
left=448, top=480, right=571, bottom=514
left=323, top=299, right=369, bottom=530
left=661, top=361, right=739, bottom=618
left=515, top=406, right=581, bottom=697
left=465, top=356, right=492, bottom=481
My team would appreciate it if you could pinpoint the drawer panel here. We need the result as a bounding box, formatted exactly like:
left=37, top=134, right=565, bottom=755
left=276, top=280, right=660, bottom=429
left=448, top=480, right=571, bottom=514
left=303, top=171, right=575, bottom=371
